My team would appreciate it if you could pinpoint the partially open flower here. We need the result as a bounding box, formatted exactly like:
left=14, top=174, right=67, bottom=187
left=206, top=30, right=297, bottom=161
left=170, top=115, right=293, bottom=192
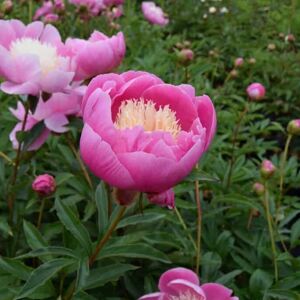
left=287, top=119, right=300, bottom=136
left=34, top=1, right=53, bottom=20
left=0, top=19, right=74, bottom=96
left=261, top=159, right=276, bottom=179
left=62, top=30, right=125, bottom=81
left=80, top=71, right=216, bottom=208
left=141, top=1, right=169, bottom=26
left=138, top=267, right=238, bottom=300
left=10, top=90, right=82, bottom=150
left=246, top=83, right=265, bottom=101
left=32, top=174, right=56, bottom=196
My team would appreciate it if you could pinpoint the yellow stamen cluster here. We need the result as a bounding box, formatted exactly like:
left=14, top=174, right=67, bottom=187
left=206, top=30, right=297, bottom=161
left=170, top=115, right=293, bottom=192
left=115, top=99, right=181, bottom=138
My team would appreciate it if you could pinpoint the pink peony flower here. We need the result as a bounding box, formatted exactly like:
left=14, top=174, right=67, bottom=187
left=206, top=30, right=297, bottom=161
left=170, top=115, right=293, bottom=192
left=32, top=174, right=56, bottom=196
left=10, top=90, right=82, bottom=151
left=54, top=0, right=65, bottom=11
left=80, top=71, right=216, bottom=208
left=246, top=82, right=266, bottom=101
left=0, top=19, right=74, bottom=96
left=141, top=2, right=169, bottom=26
left=234, top=57, right=244, bottom=68
left=139, top=267, right=239, bottom=300
left=34, top=1, right=53, bottom=20
left=62, top=30, right=125, bottom=81
left=69, top=0, right=105, bottom=16
left=103, top=0, right=124, bottom=5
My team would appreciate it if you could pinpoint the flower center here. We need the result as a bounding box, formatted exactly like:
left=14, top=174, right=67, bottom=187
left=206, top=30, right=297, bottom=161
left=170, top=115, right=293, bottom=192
left=114, top=99, right=181, bottom=138
left=10, top=38, right=60, bottom=74
left=171, top=291, right=204, bottom=300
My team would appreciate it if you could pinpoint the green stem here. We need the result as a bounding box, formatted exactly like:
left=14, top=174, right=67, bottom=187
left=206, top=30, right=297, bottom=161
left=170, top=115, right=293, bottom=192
left=263, top=181, right=278, bottom=282
left=226, top=102, right=249, bottom=189
left=0, top=151, right=14, bottom=165
left=194, top=165, right=202, bottom=274
left=174, top=207, right=197, bottom=251
left=28, top=0, right=33, bottom=22
left=279, top=134, right=292, bottom=200
left=37, top=198, right=46, bottom=229
left=89, top=206, right=127, bottom=266
left=65, top=133, right=93, bottom=189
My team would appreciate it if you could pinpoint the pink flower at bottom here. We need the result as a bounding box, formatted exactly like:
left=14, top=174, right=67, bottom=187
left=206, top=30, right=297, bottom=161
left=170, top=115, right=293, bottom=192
left=139, top=267, right=239, bottom=300
left=80, top=71, right=216, bottom=208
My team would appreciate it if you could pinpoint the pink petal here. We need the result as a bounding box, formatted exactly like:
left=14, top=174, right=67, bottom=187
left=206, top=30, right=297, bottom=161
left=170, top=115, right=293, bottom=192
left=44, top=113, right=69, bottom=133
left=9, top=101, right=26, bottom=120
left=0, top=20, right=17, bottom=49
left=27, top=128, right=50, bottom=151
left=23, top=21, right=44, bottom=39
left=178, top=84, right=196, bottom=98
left=80, top=124, right=136, bottom=190
left=39, top=70, right=74, bottom=93
left=147, top=189, right=174, bottom=208
left=201, top=283, right=234, bottom=300
left=167, top=279, right=206, bottom=298
left=111, top=74, right=164, bottom=120
left=159, top=268, right=200, bottom=294
left=1, top=81, right=40, bottom=95
left=138, top=292, right=168, bottom=300
left=196, top=95, right=217, bottom=151
left=141, top=84, right=198, bottom=131
left=40, top=24, right=62, bottom=45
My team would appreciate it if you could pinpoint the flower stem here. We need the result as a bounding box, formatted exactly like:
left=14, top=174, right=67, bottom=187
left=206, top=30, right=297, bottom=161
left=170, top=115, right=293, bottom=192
left=37, top=198, right=46, bottom=229
left=263, top=181, right=278, bottom=282
left=0, top=151, right=14, bottom=165
left=65, top=133, right=93, bottom=189
left=89, top=206, right=127, bottom=266
left=226, top=102, right=248, bottom=189
left=28, top=0, right=33, bottom=22
left=8, top=102, right=30, bottom=221
left=194, top=165, right=202, bottom=275
left=174, top=207, right=197, bottom=251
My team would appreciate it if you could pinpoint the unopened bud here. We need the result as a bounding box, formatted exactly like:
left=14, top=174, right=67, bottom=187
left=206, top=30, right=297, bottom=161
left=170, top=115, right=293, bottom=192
left=32, top=174, right=56, bottom=197
left=287, top=119, right=300, bottom=136
left=267, top=43, right=276, bottom=51
left=177, top=48, right=194, bottom=64
left=253, top=182, right=265, bottom=196
left=260, top=160, right=276, bottom=179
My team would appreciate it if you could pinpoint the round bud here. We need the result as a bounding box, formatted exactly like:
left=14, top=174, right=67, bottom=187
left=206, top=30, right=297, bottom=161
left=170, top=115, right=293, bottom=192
left=260, top=160, right=276, bottom=179
left=32, top=174, right=56, bottom=197
left=287, top=119, right=300, bottom=136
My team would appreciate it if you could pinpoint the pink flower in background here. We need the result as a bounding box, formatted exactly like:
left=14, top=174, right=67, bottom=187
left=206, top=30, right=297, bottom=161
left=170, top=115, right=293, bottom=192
left=69, top=0, right=105, bottom=16
left=54, top=0, right=65, bottom=11
left=34, top=1, right=53, bottom=20
left=32, top=174, right=56, bottom=196
left=44, top=13, right=59, bottom=23
left=142, top=2, right=169, bottom=26
left=0, top=20, right=74, bottom=96
left=246, top=82, right=266, bottom=100
left=80, top=71, right=216, bottom=208
left=103, top=0, right=124, bottom=5
left=62, top=30, right=125, bottom=81
left=10, top=91, right=82, bottom=150
left=234, top=57, right=244, bottom=68
left=139, top=267, right=239, bottom=300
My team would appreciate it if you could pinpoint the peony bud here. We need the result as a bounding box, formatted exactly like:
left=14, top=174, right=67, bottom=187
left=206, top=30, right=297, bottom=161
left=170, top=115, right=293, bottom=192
left=267, top=43, right=276, bottom=51
left=253, top=182, right=265, bottom=196
left=287, top=119, right=300, bottom=136
left=285, top=34, right=295, bottom=43
left=177, top=48, right=194, bottom=64
left=209, top=6, right=217, bottom=14
left=2, top=0, right=13, bottom=13
left=229, top=69, right=238, bottom=78
left=260, top=160, right=276, bottom=179
left=44, top=13, right=59, bottom=23
left=248, top=57, right=256, bottom=64
left=246, top=82, right=266, bottom=100
left=278, top=32, right=285, bottom=39
left=32, top=174, right=56, bottom=197
left=220, top=7, right=229, bottom=14
left=234, top=57, right=244, bottom=68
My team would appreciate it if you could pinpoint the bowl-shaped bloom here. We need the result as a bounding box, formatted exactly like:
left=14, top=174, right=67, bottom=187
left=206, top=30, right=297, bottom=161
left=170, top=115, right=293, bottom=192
left=246, top=82, right=265, bottom=101
left=10, top=91, right=82, bottom=151
left=62, top=30, right=125, bottom=81
left=139, top=267, right=239, bottom=300
left=80, top=71, right=216, bottom=208
left=141, top=2, right=169, bottom=26
left=0, top=19, right=74, bottom=96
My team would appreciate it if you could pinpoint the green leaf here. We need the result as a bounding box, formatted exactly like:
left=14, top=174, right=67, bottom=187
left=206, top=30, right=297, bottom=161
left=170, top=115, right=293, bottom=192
left=95, top=182, right=108, bottom=236
left=117, top=212, right=165, bottom=229
left=55, top=197, right=92, bottom=255
left=216, top=270, right=243, bottom=285
left=249, top=269, right=273, bottom=296
left=99, top=243, right=171, bottom=264
left=22, top=121, right=46, bottom=152
left=291, top=219, right=300, bottom=247
left=0, top=257, right=31, bottom=280
left=186, top=169, right=220, bottom=182
left=76, top=257, right=90, bottom=292
left=84, top=264, right=139, bottom=290
left=17, top=247, right=78, bottom=260
left=15, top=258, right=74, bottom=299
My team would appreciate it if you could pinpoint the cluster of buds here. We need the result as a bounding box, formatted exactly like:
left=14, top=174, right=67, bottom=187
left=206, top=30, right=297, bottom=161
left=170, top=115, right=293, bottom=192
left=32, top=174, right=56, bottom=197
left=175, top=41, right=194, bottom=65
